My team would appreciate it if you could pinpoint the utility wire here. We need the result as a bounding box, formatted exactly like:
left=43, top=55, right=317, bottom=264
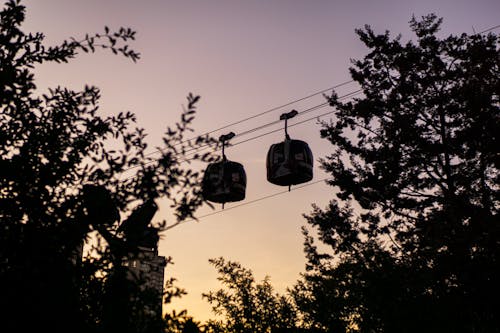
left=120, top=104, right=330, bottom=180
left=165, top=89, right=363, bottom=159
left=192, top=79, right=354, bottom=136
left=121, top=106, right=337, bottom=181
left=121, top=85, right=357, bottom=174
left=165, top=177, right=329, bottom=230
left=231, top=103, right=327, bottom=139
left=187, top=90, right=363, bottom=156
left=121, top=88, right=363, bottom=177
left=144, top=80, right=355, bottom=158
left=478, top=24, right=500, bottom=34
left=231, top=109, right=336, bottom=147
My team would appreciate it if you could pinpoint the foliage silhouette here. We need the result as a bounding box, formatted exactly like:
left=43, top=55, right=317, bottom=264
left=202, top=257, right=301, bottom=333
left=294, top=14, right=499, bottom=333
left=163, top=309, right=204, bottom=333
left=0, top=1, right=217, bottom=332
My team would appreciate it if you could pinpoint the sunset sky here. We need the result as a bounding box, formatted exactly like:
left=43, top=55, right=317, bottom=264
left=21, top=0, right=499, bottom=321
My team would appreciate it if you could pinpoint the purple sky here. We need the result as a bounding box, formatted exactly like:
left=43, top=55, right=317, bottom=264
left=21, top=0, right=500, bottom=321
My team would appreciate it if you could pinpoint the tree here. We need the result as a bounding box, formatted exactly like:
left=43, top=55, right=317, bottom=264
left=0, top=1, right=216, bottom=332
left=163, top=308, right=205, bottom=333
left=203, top=257, right=301, bottom=333
left=295, top=14, right=499, bottom=332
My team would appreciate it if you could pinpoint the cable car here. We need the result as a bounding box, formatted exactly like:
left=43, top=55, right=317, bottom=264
left=266, top=110, right=313, bottom=189
left=202, top=132, right=246, bottom=207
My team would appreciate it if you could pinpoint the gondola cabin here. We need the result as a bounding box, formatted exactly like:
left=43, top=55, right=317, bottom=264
left=266, top=138, right=313, bottom=186
left=202, top=160, right=246, bottom=204
left=202, top=132, right=247, bottom=205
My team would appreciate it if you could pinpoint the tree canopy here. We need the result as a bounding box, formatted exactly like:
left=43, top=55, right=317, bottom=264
left=295, top=14, right=499, bottom=332
left=0, top=1, right=216, bottom=332
left=202, top=257, right=300, bottom=333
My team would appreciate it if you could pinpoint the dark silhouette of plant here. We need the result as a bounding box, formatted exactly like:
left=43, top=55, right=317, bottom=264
left=163, top=309, right=204, bottom=333
left=203, top=257, right=300, bottom=333
left=0, top=1, right=216, bottom=332
left=294, top=14, right=499, bottom=333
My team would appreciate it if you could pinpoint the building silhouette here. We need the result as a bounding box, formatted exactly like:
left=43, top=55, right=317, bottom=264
left=122, top=226, right=167, bottom=317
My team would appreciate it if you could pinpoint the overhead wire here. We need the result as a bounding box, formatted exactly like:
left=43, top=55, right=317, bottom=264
left=120, top=103, right=331, bottom=180
left=478, top=24, right=500, bottom=34
left=225, top=89, right=363, bottom=149
left=232, top=109, right=337, bottom=147
left=121, top=82, right=357, bottom=174
left=121, top=88, right=363, bottom=179
left=121, top=105, right=335, bottom=181
left=171, top=88, right=361, bottom=155
left=189, top=79, right=355, bottom=136
left=124, top=102, right=358, bottom=182
left=165, top=177, right=329, bottom=230
left=143, top=79, right=355, bottom=158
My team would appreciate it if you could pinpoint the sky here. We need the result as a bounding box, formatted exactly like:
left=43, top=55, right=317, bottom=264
left=20, top=0, right=499, bottom=322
